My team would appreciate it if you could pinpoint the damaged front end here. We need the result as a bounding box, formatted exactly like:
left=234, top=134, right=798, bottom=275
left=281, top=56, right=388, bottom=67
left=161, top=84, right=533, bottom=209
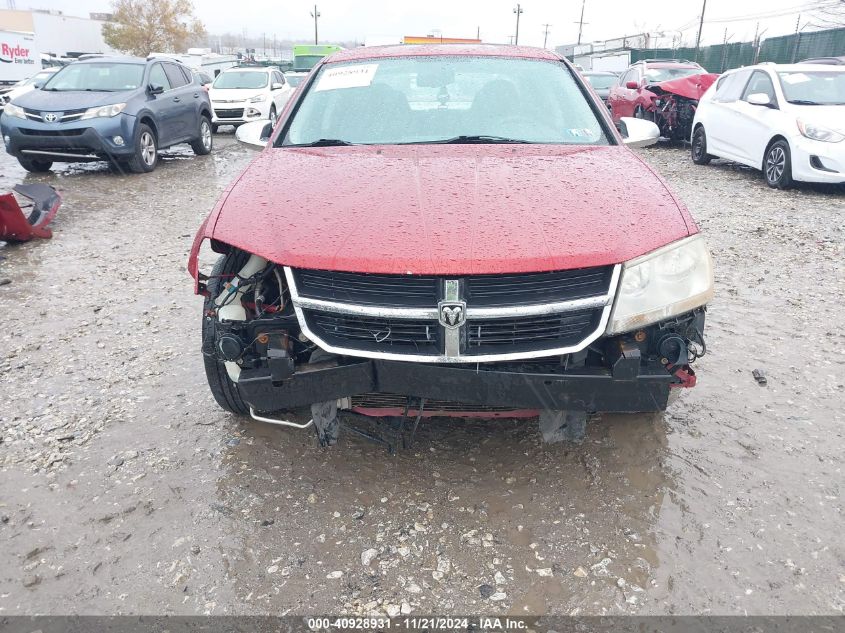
left=194, top=235, right=712, bottom=446
left=643, top=74, right=719, bottom=141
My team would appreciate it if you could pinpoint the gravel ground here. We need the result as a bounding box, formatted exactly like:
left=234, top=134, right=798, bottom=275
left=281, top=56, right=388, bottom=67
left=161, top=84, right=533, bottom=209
left=0, top=137, right=843, bottom=616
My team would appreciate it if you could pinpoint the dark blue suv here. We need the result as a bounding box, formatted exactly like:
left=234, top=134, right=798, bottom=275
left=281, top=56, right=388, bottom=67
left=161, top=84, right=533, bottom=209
left=1, top=56, right=213, bottom=173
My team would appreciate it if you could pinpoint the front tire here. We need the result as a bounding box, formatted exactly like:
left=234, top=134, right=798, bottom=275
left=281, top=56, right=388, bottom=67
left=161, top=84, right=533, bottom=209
left=764, top=140, right=793, bottom=189
left=17, top=157, right=53, bottom=173
left=126, top=124, right=158, bottom=173
left=202, top=253, right=250, bottom=415
left=691, top=126, right=712, bottom=165
left=190, top=116, right=213, bottom=155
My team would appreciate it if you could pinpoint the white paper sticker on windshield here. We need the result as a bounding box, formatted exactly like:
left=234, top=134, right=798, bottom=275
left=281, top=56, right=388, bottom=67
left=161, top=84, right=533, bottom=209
left=781, top=73, right=811, bottom=84
left=315, top=64, right=378, bottom=91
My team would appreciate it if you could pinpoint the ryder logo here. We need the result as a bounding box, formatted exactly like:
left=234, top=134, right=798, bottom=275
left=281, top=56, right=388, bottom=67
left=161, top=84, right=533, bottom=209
left=1, top=42, right=34, bottom=64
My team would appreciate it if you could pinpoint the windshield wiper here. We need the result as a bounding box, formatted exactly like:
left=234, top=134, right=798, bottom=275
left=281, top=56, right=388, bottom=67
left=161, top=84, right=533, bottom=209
left=289, top=138, right=354, bottom=147
left=403, top=135, right=532, bottom=144
left=787, top=99, right=824, bottom=105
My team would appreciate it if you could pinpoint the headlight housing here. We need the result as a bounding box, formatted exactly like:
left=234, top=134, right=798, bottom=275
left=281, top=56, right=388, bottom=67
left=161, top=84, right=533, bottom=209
left=80, top=103, right=127, bottom=120
left=249, top=94, right=266, bottom=103
left=607, top=235, right=714, bottom=335
left=797, top=119, right=844, bottom=143
left=3, top=103, right=25, bottom=119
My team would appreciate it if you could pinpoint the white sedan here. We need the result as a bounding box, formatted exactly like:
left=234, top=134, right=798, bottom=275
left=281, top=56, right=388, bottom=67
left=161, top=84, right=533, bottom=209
left=208, top=67, right=293, bottom=132
left=691, top=63, right=845, bottom=188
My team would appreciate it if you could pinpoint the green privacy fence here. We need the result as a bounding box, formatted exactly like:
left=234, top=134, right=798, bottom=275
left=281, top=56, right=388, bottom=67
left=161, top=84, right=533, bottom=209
left=626, top=26, right=845, bottom=72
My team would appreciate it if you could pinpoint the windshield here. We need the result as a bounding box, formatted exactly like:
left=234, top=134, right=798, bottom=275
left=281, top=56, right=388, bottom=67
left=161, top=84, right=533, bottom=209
left=644, top=66, right=705, bottom=83
left=778, top=70, right=845, bottom=105
left=286, top=74, right=305, bottom=87
left=42, top=63, right=144, bottom=92
left=213, top=71, right=269, bottom=89
left=284, top=56, right=608, bottom=146
left=584, top=74, right=617, bottom=89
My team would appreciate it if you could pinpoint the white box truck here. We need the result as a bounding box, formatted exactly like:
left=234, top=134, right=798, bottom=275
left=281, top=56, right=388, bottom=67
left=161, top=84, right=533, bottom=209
left=0, top=30, right=41, bottom=87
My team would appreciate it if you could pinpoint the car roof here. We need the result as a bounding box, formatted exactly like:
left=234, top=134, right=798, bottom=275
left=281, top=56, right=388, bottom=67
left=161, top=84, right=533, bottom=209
left=644, top=62, right=701, bottom=68
left=224, top=66, right=270, bottom=72
left=326, top=44, right=561, bottom=64
left=727, top=63, right=844, bottom=73
left=74, top=55, right=147, bottom=65
left=583, top=70, right=616, bottom=74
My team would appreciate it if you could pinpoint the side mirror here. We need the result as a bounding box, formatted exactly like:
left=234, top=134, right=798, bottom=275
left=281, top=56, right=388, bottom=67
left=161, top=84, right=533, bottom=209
left=33, top=81, right=45, bottom=89
left=148, top=84, right=165, bottom=96
left=271, top=82, right=284, bottom=90
left=746, top=92, right=773, bottom=107
left=625, top=80, right=639, bottom=89
left=236, top=119, right=274, bottom=149
left=618, top=116, right=660, bottom=148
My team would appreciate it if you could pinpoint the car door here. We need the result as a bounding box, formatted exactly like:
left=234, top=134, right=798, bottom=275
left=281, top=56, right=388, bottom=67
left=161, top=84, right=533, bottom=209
left=163, top=62, right=197, bottom=143
left=608, top=69, right=633, bottom=119
left=271, top=70, right=292, bottom=111
left=728, top=70, right=783, bottom=165
left=616, top=67, right=641, bottom=119
left=145, top=62, right=176, bottom=145
left=701, top=69, right=752, bottom=161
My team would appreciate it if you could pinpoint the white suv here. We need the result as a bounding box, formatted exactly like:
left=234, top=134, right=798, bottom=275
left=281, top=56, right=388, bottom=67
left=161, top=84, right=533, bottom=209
left=691, top=63, right=845, bottom=188
left=208, top=67, right=292, bottom=132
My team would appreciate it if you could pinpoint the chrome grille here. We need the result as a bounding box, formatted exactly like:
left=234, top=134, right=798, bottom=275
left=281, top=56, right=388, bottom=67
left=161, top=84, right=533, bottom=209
left=286, top=265, right=620, bottom=363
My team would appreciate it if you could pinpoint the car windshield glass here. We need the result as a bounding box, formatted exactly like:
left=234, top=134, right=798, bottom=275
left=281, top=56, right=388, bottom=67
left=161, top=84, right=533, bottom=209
left=284, top=56, right=608, bottom=146
left=213, top=71, right=268, bottom=89
left=584, top=74, right=617, bottom=89
left=778, top=70, right=845, bottom=104
left=644, top=67, right=705, bottom=83
left=286, top=75, right=305, bottom=87
left=42, top=63, right=144, bottom=91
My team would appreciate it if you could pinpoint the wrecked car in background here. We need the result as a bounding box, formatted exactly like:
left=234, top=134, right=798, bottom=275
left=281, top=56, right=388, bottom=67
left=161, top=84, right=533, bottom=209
left=188, top=44, right=714, bottom=448
left=609, top=59, right=719, bottom=141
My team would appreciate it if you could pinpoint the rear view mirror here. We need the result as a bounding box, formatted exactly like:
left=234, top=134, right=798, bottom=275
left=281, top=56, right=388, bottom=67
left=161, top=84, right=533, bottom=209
left=618, top=116, right=660, bottom=148
left=625, top=80, right=639, bottom=89
left=747, top=92, right=773, bottom=107
left=236, top=120, right=274, bottom=149
left=416, top=66, right=455, bottom=87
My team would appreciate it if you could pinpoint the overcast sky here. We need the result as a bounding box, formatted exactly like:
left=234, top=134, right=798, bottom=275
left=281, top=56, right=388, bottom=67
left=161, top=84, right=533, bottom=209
left=20, top=0, right=843, bottom=48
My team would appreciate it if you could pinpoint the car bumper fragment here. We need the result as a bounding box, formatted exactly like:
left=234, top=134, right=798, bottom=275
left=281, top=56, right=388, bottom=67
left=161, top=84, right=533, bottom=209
left=234, top=358, right=676, bottom=414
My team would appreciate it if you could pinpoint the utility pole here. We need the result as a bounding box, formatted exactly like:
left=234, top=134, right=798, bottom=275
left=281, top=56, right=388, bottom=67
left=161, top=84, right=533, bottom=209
left=513, top=4, right=523, bottom=45
left=310, top=5, right=320, bottom=45
left=576, top=0, right=587, bottom=44
left=477, top=25, right=480, bottom=40
left=542, top=23, right=552, bottom=48
left=791, top=14, right=802, bottom=62
left=694, top=0, right=707, bottom=61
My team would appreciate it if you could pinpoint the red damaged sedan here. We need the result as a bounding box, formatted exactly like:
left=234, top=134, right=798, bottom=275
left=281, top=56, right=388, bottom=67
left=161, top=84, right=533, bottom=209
left=609, top=59, right=719, bottom=141
left=188, top=45, right=714, bottom=446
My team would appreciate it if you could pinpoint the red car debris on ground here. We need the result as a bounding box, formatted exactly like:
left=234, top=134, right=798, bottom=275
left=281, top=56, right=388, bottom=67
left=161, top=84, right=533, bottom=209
left=609, top=59, right=719, bottom=141
left=0, top=184, right=61, bottom=242
left=188, top=44, right=714, bottom=448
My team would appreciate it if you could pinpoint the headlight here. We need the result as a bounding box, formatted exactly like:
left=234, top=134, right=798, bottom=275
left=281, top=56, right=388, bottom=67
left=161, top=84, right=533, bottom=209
left=249, top=94, right=266, bottom=103
left=3, top=103, right=25, bottom=119
left=797, top=119, right=844, bottom=143
left=607, top=235, right=714, bottom=335
left=80, top=103, right=127, bottom=120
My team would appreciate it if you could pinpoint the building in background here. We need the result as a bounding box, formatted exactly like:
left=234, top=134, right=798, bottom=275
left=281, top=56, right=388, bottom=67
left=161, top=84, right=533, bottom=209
left=0, top=8, right=116, bottom=83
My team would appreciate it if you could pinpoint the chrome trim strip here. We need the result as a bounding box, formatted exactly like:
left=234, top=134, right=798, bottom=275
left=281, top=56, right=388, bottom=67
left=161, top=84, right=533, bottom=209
left=466, top=294, right=609, bottom=319
left=291, top=295, right=439, bottom=319
left=284, top=265, right=622, bottom=364
left=20, top=149, right=100, bottom=159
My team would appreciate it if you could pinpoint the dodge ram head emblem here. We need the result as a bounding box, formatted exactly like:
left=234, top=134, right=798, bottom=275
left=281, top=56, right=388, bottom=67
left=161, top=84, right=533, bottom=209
left=43, top=113, right=57, bottom=122
left=438, top=301, right=466, bottom=328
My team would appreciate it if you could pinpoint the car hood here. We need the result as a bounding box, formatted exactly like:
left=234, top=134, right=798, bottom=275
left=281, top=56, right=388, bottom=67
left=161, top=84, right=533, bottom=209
left=790, top=104, right=845, bottom=132
left=209, top=88, right=263, bottom=101
left=209, top=144, right=694, bottom=275
left=13, top=89, right=133, bottom=110
left=647, top=73, right=719, bottom=100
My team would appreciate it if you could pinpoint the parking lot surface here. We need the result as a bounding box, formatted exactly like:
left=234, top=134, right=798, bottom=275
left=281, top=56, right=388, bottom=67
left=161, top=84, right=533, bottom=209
left=0, top=138, right=842, bottom=615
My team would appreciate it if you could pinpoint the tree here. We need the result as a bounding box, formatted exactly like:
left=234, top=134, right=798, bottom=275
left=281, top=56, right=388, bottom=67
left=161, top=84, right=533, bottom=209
left=102, top=0, right=206, bottom=57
